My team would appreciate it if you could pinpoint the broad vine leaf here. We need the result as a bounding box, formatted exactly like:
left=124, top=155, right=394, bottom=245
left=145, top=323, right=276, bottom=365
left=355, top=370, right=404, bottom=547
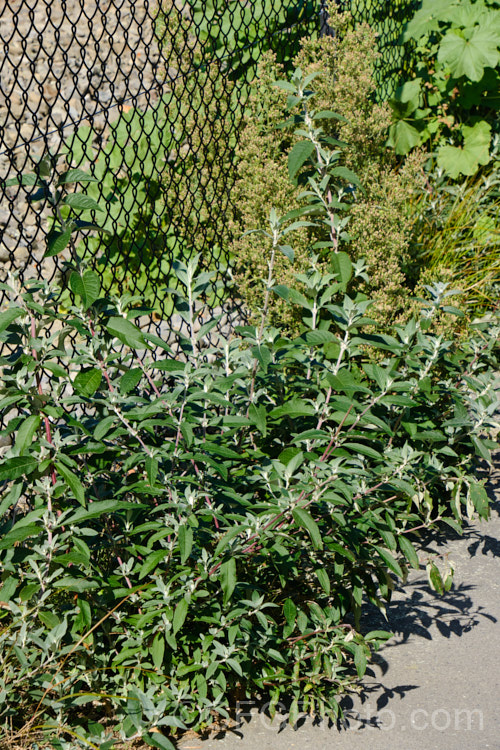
left=437, top=121, right=491, bottom=178
left=438, top=27, right=500, bottom=82
left=387, top=120, right=423, bottom=155
left=401, top=0, right=456, bottom=41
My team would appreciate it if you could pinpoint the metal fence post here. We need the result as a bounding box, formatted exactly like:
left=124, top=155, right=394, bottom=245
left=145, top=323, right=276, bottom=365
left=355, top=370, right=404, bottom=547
left=319, top=0, right=336, bottom=37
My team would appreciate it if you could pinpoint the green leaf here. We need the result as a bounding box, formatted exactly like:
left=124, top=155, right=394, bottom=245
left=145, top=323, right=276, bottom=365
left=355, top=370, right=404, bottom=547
left=14, top=415, right=41, bottom=455
left=52, top=577, right=99, bottom=591
left=43, top=362, right=69, bottom=380
left=330, top=251, right=352, bottom=285
left=106, top=317, right=149, bottom=350
left=55, top=461, right=86, bottom=506
left=471, top=435, right=492, bottom=462
left=63, top=193, right=103, bottom=212
left=354, top=644, right=367, bottom=678
left=438, top=27, right=500, bottom=82
left=401, top=0, right=455, bottom=41
left=219, top=558, right=237, bottom=604
left=288, top=140, right=315, bottom=179
left=119, top=368, right=142, bottom=394
left=278, top=244, right=294, bottom=262
left=19, top=582, right=40, bottom=601
left=469, top=482, right=490, bottom=521
left=283, top=598, right=297, bottom=626
left=330, top=166, right=362, bottom=188
left=65, top=500, right=145, bottom=525
left=395, top=78, right=422, bottom=107
left=441, top=517, right=463, bottom=535
left=203, top=443, right=241, bottom=460
left=0, top=576, right=18, bottom=603
left=292, top=507, right=323, bottom=550
left=153, top=359, right=185, bottom=371
left=172, top=597, right=189, bottom=634
left=139, top=550, right=167, bottom=579
left=145, top=456, right=158, bottom=486
left=0, top=524, right=41, bottom=550
left=45, top=226, right=72, bottom=257
left=69, top=270, right=101, bottom=310
left=387, top=119, right=423, bottom=154
left=251, top=345, right=272, bottom=371
left=57, top=169, right=99, bottom=185
left=180, top=422, right=193, bottom=447
left=364, top=630, right=392, bottom=642
left=289, top=697, right=299, bottom=727
left=73, top=367, right=103, bottom=397
left=178, top=524, right=193, bottom=564
left=270, top=399, right=315, bottom=419
left=151, top=633, right=165, bottom=670
left=427, top=562, right=444, bottom=595
left=373, top=545, right=404, bottom=578
left=342, top=442, right=381, bottom=460
left=437, top=121, right=491, bottom=178
left=316, top=567, right=330, bottom=595
left=143, top=732, right=176, bottom=750
left=398, top=535, right=420, bottom=570
left=0, top=307, right=24, bottom=334
left=249, top=403, right=267, bottom=436
left=302, top=329, right=335, bottom=345
left=94, top=415, right=118, bottom=442
left=4, top=173, right=40, bottom=187
left=314, top=110, right=346, bottom=121
left=0, top=456, right=39, bottom=482
left=39, top=610, right=60, bottom=629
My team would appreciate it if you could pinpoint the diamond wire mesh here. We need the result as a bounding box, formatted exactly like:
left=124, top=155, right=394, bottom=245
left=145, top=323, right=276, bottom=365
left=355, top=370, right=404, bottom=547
left=0, top=0, right=418, bottom=338
left=339, top=0, right=420, bottom=100
left=0, top=0, right=321, bottom=338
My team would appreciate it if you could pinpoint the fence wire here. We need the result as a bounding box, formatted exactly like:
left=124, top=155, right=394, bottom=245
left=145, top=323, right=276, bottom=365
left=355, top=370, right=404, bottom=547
left=0, top=0, right=418, bottom=332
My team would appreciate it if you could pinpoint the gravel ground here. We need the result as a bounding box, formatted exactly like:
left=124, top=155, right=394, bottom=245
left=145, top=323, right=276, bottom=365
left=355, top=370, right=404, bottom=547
left=0, top=0, right=162, bottom=276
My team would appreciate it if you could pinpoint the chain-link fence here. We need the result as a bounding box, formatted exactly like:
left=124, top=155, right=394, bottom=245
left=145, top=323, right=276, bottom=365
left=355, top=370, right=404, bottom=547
left=0, top=0, right=418, bottom=328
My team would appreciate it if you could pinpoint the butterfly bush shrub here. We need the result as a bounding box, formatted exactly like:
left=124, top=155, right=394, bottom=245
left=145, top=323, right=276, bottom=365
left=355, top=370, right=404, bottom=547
left=0, top=72, right=499, bottom=750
